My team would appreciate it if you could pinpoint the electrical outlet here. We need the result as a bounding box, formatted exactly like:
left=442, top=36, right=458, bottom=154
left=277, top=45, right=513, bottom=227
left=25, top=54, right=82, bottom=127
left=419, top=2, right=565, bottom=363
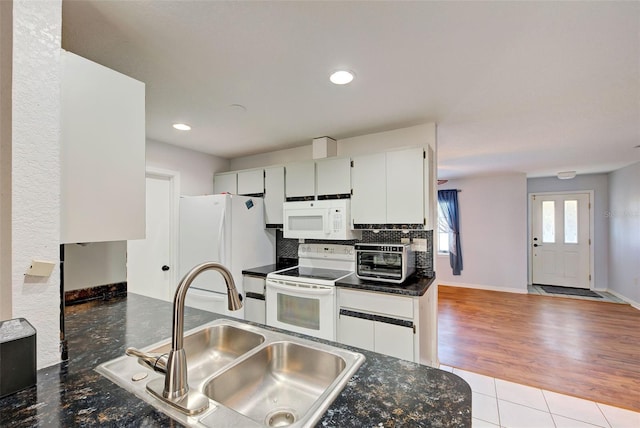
left=412, top=238, right=427, bottom=252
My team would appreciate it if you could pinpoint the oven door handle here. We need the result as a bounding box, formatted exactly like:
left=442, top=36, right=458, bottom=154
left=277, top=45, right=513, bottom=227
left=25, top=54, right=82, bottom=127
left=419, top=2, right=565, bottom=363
left=267, top=281, right=334, bottom=296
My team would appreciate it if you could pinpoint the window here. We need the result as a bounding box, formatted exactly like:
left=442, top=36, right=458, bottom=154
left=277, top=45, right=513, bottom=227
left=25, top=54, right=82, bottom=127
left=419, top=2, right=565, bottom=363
left=437, top=202, right=450, bottom=254
left=437, top=189, right=463, bottom=275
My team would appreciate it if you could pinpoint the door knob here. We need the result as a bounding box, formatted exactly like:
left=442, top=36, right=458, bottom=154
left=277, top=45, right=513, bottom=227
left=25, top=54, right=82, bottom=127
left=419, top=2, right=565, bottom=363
left=161, top=265, right=170, bottom=271
left=533, top=244, right=541, bottom=247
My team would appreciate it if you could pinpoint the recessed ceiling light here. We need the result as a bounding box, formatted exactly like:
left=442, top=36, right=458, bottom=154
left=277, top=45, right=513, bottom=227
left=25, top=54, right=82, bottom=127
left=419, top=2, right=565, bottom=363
left=173, top=123, right=191, bottom=131
left=329, top=70, right=355, bottom=85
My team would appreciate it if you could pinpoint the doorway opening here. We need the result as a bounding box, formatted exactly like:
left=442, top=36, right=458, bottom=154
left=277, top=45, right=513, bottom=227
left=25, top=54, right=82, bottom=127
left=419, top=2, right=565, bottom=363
left=127, top=168, right=180, bottom=302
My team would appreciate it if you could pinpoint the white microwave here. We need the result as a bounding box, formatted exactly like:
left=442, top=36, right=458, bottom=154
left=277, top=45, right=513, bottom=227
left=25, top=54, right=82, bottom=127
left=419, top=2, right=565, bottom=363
left=283, top=199, right=361, bottom=240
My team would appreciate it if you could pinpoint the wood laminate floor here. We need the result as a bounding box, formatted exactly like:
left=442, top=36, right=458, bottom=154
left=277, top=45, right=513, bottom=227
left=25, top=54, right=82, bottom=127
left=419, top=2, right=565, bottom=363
left=438, top=285, right=640, bottom=412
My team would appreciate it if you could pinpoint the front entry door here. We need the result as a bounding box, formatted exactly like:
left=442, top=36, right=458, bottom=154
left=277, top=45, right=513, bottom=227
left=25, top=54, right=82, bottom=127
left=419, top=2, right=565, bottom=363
left=531, top=193, right=591, bottom=289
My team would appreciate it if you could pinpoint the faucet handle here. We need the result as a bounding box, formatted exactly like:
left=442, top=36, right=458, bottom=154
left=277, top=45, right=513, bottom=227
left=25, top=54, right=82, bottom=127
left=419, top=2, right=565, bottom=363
left=125, top=347, right=168, bottom=374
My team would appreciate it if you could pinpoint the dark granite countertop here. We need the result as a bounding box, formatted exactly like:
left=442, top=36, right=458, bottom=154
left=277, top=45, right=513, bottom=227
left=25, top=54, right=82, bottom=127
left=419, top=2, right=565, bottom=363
left=336, top=273, right=436, bottom=297
left=242, top=258, right=298, bottom=278
left=0, top=293, right=470, bottom=427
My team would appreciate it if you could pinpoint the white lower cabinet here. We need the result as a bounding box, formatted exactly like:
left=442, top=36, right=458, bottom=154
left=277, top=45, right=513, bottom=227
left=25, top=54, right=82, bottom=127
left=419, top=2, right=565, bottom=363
left=337, top=288, right=416, bottom=362
left=243, top=274, right=266, bottom=324
left=337, top=285, right=438, bottom=366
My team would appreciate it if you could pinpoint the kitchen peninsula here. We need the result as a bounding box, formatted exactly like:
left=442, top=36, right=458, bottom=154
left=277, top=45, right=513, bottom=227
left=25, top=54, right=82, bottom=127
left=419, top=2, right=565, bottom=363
left=0, top=293, right=471, bottom=427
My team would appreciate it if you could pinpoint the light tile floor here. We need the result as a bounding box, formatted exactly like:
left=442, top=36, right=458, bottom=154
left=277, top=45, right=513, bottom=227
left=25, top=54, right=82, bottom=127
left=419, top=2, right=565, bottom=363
left=438, top=365, right=640, bottom=428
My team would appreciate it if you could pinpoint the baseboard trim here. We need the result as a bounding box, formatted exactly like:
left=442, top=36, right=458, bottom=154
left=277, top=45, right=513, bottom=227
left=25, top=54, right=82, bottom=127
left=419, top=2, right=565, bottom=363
left=65, top=282, right=127, bottom=306
left=439, top=282, right=528, bottom=294
left=605, top=288, right=640, bottom=310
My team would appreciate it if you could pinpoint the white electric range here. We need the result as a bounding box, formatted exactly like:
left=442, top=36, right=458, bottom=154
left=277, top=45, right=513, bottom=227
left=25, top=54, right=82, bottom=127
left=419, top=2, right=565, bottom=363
left=266, top=243, right=355, bottom=340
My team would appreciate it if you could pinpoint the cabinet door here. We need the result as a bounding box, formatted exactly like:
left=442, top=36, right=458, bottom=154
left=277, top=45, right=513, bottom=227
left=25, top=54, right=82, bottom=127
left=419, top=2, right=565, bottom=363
left=374, top=321, right=415, bottom=361
left=264, top=167, right=285, bottom=226
left=244, top=297, right=265, bottom=324
left=425, top=146, right=435, bottom=230
left=285, top=161, right=315, bottom=199
left=237, top=169, right=264, bottom=195
left=337, top=313, right=375, bottom=352
left=351, top=152, right=386, bottom=224
left=61, top=51, right=145, bottom=244
left=213, top=172, right=237, bottom=194
left=386, top=147, right=424, bottom=224
left=316, top=157, right=351, bottom=197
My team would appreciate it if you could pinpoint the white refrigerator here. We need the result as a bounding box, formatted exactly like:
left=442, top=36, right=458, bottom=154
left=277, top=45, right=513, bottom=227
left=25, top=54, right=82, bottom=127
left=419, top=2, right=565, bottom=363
left=179, top=194, right=275, bottom=318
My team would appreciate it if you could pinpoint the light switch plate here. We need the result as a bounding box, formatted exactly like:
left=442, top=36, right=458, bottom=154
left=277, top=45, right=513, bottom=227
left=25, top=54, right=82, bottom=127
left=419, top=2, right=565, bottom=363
left=26, top=260, right=56, bottom=277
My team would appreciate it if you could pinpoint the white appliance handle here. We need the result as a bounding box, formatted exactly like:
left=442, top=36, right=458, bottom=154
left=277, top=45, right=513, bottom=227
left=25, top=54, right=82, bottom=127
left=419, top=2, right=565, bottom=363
left=217, top=202, right=226, bottom=265
left=267, top=281, right=334, bottom=296
left=325, top=209, right=331, bottom=235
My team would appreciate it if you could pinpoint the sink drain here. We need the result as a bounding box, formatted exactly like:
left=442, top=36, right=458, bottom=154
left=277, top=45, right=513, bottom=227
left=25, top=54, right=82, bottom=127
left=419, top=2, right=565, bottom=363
left=265, top=409, right=297, bottom=427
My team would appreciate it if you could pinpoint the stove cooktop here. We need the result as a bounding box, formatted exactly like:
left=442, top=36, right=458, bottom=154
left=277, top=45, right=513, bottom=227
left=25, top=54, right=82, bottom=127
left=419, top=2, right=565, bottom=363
left=271, top=266, right=353, bottom=282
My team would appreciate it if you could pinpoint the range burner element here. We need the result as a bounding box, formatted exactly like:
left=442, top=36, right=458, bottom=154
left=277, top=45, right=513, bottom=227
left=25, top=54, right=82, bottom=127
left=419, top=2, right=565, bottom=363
left=276, top=266, right=353, bottom=282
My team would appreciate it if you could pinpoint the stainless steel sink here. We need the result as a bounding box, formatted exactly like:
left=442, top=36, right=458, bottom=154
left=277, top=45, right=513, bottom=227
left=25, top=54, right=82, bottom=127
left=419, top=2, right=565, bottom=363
left=146, top=324, right=265, bottom=384
left=204, top=341, right=347, bottom=426
left=96, top=319, right=364, bottom=428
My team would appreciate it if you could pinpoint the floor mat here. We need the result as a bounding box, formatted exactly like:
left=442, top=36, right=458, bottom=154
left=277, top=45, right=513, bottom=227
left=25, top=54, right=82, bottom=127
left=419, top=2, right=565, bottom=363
left=538, top=285, right=602, bottom=298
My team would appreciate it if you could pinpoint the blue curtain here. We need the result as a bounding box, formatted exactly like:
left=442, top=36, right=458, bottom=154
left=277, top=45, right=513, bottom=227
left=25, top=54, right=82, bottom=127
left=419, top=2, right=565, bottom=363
left=438, top=190, right=463, bottom=275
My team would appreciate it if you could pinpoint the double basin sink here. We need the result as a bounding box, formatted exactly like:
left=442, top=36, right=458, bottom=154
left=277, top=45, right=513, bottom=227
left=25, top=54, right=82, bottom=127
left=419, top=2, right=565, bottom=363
left=96, top=319, right=365, bottom=427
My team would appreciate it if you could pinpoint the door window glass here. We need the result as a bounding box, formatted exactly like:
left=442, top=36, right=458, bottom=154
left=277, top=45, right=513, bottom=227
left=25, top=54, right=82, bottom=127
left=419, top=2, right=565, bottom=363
left=564, top=200, right=578, bottom=244
left=542, top=201, right=555, bottom=243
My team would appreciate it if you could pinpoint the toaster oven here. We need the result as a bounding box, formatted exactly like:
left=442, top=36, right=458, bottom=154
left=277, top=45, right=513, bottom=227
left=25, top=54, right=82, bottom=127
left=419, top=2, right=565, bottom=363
left=355, top=243, right=415, bottom=283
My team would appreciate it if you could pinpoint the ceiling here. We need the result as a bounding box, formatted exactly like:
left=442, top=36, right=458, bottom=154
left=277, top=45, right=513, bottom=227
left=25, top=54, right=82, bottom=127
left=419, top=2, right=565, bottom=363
left=61, top=1, right=640, bottom=179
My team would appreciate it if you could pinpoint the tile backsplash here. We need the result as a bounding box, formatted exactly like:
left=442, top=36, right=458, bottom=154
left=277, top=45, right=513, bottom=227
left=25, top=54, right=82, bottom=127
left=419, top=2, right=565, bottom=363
left=275, top=229, right=434, bottom=276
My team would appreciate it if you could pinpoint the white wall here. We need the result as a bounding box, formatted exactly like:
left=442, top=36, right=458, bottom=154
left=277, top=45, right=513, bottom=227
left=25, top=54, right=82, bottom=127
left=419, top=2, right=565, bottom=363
left=338, top=123, right=437, bottom=156
left=0, top=0, right=12, bottom=320
left=12, top=0, right=62, bottom=368
left=229, top=145, right=310, bottom=171
left=64, top=242, right=127, bottom=291
left=527, top=174, right=609, bottom=289
left=62, top=140, right=229, bottom=292
left=229, top=123, right=436, bottom=170
left=607, top=162, right=640, bottom=307
left=146, top=139, right=229, bottom=196
left=437, top=174, right=529, bottom=293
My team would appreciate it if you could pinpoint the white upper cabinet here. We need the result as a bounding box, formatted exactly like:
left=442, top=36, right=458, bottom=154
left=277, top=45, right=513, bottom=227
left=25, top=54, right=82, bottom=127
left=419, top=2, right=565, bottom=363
left=60, top=51, right=145, bottom=244
left=264, top=166, right=285, bottom=226
left=285, top=161, right=315, bottom=199
left=315, top=157, right=351, bottom=197
left=351, top=152, right=387, bottom=224
left=213, top=172, right=237, bottom=194
left=237, top=169, right=264, bottom=195
left=386, top=147, right=424, bottom=224
left=352, top=147, right=428, bottom=227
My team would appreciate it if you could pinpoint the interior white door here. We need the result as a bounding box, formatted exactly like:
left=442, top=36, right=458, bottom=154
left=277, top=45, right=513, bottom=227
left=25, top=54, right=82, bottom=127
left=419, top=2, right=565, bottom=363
left=531, top=193, right=590, bottom=289
left=127, top=174, right=175, bottom=301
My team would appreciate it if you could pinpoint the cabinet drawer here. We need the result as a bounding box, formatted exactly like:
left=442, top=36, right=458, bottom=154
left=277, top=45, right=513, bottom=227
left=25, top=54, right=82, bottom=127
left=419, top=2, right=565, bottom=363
left=338, top=288, right=413, bottom=319
left=243, top=275, right=265, bottom=294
